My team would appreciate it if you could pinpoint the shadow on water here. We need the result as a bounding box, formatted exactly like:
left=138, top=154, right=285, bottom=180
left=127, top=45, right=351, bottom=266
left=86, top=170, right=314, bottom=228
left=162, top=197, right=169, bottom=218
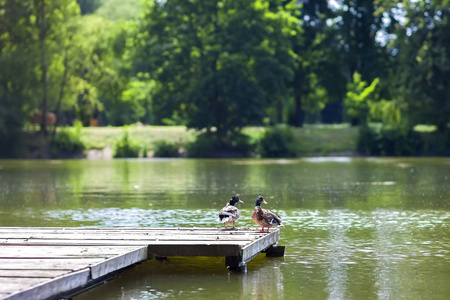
left=74, top=255, right=287, bottom=300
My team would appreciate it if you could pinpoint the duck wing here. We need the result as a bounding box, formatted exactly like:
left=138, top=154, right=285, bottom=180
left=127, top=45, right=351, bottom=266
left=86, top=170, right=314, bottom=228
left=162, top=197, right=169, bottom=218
left=262, top=208, right=283, bottom=225
left=216, top=204, right=241, bottom=222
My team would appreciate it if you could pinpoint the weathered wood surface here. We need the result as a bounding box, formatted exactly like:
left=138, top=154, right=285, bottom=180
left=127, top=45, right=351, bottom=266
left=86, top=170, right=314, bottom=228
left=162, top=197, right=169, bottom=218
left=0, top=227, right=281, bottom=300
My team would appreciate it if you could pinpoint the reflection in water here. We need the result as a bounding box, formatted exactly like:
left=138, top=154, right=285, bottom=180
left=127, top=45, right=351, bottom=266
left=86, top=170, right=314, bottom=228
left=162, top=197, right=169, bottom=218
left=74, top=256, right=285, bottom=300
left=242, top=258, right=284, bottom=299
left=374, top=211, right=397, bottom=299
left=326, top=210, right=350, bottom=300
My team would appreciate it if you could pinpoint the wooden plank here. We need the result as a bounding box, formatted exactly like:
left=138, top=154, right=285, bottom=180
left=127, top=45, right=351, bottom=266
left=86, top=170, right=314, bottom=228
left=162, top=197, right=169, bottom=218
left=0, top=227, right=253, bottom=232
left=0, top=278, right=48, bottom=294
left=242, top=229, right=281, bottom=263
left=5, top=269, right=90, bottom=300
left=0, top=228, right=262, bottom=235
left=0, top=270, right=71, bottom=278
left=0, top=233, right=261, bottom=241
left=0, top=246, right=145, bottom=258
left=0, top=258, right=103, bottom=270
left=0, top=228, right=266, bottom=239
left=0, top=239, right=251, bottom=246
left=90, top=246, right=147, bottom=279
left=0, top=227, right=255, bottom=232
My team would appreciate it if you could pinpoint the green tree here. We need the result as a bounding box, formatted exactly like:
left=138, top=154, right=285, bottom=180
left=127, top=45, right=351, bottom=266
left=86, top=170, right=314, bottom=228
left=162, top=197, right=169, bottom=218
left=135, top=0, right=299, bottom=141
left=0, top=0, right=38, bottom=156
left=336, top=0, right=386, bottom=81
left=393, top=0, right=450, bottom=133
left=0, top=0, right=80, bottom=154
left=285, top=0, right=345, bottom=127
left=344, top=72, right=380, bottom=126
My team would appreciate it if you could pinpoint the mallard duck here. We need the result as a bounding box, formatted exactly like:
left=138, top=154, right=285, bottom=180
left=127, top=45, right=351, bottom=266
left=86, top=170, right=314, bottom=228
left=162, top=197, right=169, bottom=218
left=251, top=195, right=283, bottom=232
left=216, top=196, right=244, bottom=228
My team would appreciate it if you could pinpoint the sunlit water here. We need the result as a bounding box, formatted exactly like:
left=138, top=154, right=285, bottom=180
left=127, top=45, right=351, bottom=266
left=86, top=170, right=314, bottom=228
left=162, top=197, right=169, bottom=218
left=0, top=158, right=449, bottom=299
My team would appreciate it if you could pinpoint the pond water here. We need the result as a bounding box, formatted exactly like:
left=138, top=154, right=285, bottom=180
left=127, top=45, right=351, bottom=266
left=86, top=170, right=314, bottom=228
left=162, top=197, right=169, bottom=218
left=0, top=158, right=449, bottom=299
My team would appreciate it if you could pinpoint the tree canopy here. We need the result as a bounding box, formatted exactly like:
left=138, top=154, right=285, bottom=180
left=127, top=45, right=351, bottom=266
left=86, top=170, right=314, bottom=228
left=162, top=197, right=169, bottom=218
left=1, top=0, right=449, bottom=156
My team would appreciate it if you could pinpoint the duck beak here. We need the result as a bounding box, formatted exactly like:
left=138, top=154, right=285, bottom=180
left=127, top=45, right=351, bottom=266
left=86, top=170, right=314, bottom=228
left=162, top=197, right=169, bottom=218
left=238, top=200, right=244, bottom=204
left=262, top=199, right=268, bottom=204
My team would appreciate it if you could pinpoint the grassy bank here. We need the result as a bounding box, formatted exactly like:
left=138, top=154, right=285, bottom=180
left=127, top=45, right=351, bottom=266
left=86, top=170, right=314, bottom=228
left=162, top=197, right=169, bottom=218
left=78, top=124, right=358, bottom=157
left=22, top=123, right=446, bottom=158
left=80, top=125, right=198, bottom=150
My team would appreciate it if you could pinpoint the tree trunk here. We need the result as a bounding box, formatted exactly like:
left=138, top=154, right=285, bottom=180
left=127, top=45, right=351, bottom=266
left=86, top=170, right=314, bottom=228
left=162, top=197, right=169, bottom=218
left=293, top=94, right=304, bottom=127
left=39, top=0, right=49, bottom=136
left=276, top=101, right=283, bottom=124
left=50, top=47, right=69, bottom=150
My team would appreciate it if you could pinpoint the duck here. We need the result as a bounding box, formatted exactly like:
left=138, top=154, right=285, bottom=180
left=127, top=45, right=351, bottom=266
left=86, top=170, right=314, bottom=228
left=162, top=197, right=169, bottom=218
left=216, top=196, right=244, bottom=229
left=251, top=195, right=284, bottom=232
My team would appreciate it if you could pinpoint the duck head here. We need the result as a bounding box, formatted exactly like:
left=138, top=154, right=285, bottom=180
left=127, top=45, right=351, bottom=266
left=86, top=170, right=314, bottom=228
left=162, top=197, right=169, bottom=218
left=230, top=196, right=244, bottom=206
left=255, top=195, right=268, bottom=207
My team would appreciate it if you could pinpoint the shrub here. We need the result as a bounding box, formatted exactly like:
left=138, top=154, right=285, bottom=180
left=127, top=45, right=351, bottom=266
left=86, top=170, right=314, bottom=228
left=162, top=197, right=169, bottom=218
left=357, top=126, right=379, bottom=155
left=419, top=131, right=450, bottom=156
left=357, top=126, right=422, bottom=156
left=257, top=125, right=298, bottom=158
left=187, top=132, right=255, bottom=158
left=186, top=133, right=217, bottom=158
left=153, top=140, right=179, bottom=157
left=113, top=132, right=141, bottom=158
left=52, top=127, right=85, bottom=157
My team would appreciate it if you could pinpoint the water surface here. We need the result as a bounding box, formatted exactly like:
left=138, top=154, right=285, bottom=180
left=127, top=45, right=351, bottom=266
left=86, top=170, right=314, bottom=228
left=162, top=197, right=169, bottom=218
left=0, top=158, right=449, bottom=299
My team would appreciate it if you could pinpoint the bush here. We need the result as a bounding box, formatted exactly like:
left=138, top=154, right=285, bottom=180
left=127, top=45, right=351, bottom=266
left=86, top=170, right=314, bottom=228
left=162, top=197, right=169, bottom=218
left=257, top=125, right=298, bottom=158
left=357, top=126, right=422, bottom=156
left=52, top=127, right=85, bottom=157
left=419, top=131, right=450, bottom=156
left=113, top=132, right=141, bottom=158
left=153, top=139, right=179, bottom=157
left=0, top=108, right=25, bottom=158
left=187, top=132, right=255, bottom=158
left=357, top=126, right=379, bottom=155
left=186, top=133, right=217, bottom=158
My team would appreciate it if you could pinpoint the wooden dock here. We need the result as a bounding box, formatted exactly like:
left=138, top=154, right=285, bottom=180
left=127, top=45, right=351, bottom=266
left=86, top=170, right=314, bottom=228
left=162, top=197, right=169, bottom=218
left=0, top=227, right=284, bottom=300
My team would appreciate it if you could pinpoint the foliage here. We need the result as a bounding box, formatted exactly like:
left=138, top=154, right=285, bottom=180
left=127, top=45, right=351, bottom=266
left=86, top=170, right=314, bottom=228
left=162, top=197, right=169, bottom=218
left=335, top=0, right=387, bottom=81
left=1, top=0, right=450, bottom=158
left=153, top=140, right=179, bottom=157
left=357, top=125, right=422, bottom=156
left=392, top=0, right=450, bottom=133
left=52, top=127, right=85, bottom=156
left=135, top=0, right=300, bottom=139
left=0, top=108, right=25, bottom=158
left=257, top=125, right=298, bottom=158
left=285, top=0, right=345, bottom=127
left=94, top=0, right=142, bottom=21
left=0, top=0, right=79, bottom=154
left=187, top=132, right=255, bottom=158
left=369, top=99, right=406, bottom=130
left=419, top=131, right=450, bottom=156
left=119, top=75, right=154, bottom=124
left=113, top=131, right=141, bottom=158
left=344, top=72, right=380, bottom=126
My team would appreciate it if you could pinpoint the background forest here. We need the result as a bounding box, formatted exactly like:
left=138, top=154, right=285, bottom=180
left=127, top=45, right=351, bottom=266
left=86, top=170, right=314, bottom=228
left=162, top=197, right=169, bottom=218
left=0, top=0, right=449, bottom=158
